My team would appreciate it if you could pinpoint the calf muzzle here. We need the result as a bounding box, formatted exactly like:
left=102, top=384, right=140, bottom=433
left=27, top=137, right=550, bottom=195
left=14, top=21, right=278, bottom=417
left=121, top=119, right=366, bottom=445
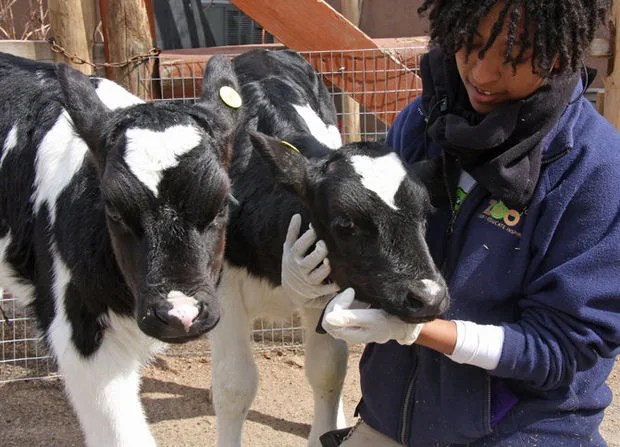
left=138, top=290, right=220, bottom=342
left=395, top=278, right=450, bottom=323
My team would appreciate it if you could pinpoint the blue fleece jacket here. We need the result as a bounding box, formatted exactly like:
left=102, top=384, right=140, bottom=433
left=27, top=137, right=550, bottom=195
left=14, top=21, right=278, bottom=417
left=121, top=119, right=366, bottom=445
left=356, top=83, right=620, bottom=446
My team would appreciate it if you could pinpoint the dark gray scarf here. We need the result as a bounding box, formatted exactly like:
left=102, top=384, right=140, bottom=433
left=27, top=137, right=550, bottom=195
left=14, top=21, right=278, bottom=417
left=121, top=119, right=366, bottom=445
left=421, top=48, right=580, bottom=209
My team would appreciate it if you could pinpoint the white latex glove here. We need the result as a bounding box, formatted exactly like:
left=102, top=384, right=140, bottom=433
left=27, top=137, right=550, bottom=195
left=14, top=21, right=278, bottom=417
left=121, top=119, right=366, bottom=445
left=321, top=288, right=424, bottom=345
left=281, top=214, right=340, bottom=308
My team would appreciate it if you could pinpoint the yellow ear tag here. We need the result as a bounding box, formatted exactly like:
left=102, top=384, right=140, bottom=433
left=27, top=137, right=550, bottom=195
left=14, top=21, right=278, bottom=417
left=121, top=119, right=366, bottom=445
left=281, top=140, right=301, bottom=154
left=219, top=85, right=242, bottom=109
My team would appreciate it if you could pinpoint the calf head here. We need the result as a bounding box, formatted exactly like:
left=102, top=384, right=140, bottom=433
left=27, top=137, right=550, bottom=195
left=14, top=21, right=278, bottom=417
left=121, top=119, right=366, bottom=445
left=55, top=56, right=240, bottom=342
left=250, top=132, right=449, bottom=323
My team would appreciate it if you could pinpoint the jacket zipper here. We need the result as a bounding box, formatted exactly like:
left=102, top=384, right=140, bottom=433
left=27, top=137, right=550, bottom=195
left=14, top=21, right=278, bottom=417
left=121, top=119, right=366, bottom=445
left=486, top=374, right=493, bottom=434
left=441, top=182, right=482, bottom=279
left=399, top=163, right=464, bottom=445
left=399, top=346, right=420, bottom=445
left=398, top=180, right=487, bottom=445
left=438, top=156, right=458, bottom=275
left=443, top=183, right=495, bottom=437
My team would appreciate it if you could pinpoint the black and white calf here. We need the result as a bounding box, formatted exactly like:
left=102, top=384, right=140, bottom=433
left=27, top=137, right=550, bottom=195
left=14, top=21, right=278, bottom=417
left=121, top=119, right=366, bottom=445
left=0, top=52, right=239, bottom=446
left=209, top=49, right=450, bottom=447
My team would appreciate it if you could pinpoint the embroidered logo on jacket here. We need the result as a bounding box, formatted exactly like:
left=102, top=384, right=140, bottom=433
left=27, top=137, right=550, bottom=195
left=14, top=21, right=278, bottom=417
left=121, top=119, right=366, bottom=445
left=454, top=186, right=468, bottom=213
left=479, top=199, right=524, bottom=238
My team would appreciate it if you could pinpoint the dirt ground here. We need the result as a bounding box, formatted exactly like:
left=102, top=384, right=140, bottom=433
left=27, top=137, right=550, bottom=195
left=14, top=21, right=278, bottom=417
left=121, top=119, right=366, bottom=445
left=1, top=344, right=619, bottom=447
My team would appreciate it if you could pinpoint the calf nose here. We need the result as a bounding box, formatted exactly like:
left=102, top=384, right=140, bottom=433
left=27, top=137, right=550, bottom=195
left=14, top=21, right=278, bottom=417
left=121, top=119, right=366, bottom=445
left=139, top=289, right=219, bottom=342
left=407, top=278, right=447, bottom=312
left=163, top=291, right=200, bottom=332
left=406, top=291, right=424, bottom=310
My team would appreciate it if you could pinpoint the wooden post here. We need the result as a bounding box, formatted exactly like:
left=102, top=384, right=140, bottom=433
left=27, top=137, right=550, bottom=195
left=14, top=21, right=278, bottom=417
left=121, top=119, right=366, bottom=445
left=99, top=0, right=155, bottom=98
left=340, top=0, right=362, bottom=143
left=604, top=2, right=620, bottom=129
left=48, top=0, right=97, bottom=75
left=341, top=0, right=363, bottom=26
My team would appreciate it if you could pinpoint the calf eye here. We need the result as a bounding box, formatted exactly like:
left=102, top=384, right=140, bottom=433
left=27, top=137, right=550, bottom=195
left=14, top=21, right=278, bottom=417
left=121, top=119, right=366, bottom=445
left=331, top=216, right=357, bottom=236
left=104, top=204, right=123, bottom=223
left=228, top=193, right=240, bottom=208
left=204, top=203, right=228, bottom=231
left=216, top=203, right=228, bottom=219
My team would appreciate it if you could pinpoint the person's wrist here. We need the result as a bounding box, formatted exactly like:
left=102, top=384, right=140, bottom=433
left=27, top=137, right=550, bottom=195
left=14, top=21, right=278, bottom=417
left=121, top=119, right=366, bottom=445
left=413, top=319, right=457, bottom=353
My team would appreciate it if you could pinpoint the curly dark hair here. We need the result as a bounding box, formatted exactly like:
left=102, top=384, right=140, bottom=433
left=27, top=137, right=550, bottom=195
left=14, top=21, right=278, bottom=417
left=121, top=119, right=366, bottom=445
left=418, top=0, right=611, bottom=76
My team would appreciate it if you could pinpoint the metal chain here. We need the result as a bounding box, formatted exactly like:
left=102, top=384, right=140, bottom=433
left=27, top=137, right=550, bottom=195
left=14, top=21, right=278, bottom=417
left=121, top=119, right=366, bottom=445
left=339, top=418, right=362, bottom=444
left=47, top=38, right=160, bottom=69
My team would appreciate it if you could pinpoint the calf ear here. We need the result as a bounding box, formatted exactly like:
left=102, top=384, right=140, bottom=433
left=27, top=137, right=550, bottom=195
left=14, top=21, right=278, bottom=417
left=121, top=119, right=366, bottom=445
left=249, top=131, right=309, bottom=197
left=408, top=158, right=448, bottom=205
left=56, top=64, right=110, bottom=166
left=186, top=106, right=234, bottom=169
left=194, top=55, right=241, bottom=169
left=197, top=55, right=241, bottom=129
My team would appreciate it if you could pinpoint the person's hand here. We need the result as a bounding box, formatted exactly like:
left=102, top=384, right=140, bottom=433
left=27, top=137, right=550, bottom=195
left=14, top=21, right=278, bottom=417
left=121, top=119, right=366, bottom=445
left=321, top=288, right=424, bottom=345
left=281, top=214, right=340, bottom=308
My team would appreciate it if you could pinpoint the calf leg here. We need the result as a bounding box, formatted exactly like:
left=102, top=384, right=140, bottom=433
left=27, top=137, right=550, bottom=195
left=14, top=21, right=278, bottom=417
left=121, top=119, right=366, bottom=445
left=210, top=282, right=257, bottom=447
left=300, top=307, right=349, bottom=447
left=49, top=314, right=157, bottom=447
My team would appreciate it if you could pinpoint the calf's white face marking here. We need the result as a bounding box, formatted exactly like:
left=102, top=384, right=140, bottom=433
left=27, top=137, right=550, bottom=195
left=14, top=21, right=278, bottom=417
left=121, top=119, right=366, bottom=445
left=124, top=125, right=202, bottom=197
left=293, top=103, right=342, bottom=149
left=17, top=80, right=143, bottom=222
left=350, top=153, right=406, bottom=210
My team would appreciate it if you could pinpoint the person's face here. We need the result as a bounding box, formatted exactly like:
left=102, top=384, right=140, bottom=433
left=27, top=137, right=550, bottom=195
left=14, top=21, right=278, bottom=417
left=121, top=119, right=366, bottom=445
left=455, top=1, right=546, bottom=114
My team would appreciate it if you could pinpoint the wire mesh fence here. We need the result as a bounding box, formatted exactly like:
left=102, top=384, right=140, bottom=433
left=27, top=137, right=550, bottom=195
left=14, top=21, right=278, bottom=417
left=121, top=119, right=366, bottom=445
left=146, top=45, right=425, bottom=142
left=0, top=44, right=426, bottom=383
left=0, top=289, right=58, bottom=382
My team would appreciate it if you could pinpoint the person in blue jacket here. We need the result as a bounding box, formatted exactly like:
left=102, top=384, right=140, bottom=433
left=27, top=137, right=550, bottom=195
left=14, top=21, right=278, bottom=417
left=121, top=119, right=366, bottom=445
left=281, top=0, right=620, bottom=445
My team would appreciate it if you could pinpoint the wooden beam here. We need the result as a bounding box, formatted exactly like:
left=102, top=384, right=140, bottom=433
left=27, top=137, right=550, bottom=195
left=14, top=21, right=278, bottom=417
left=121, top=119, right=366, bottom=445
left=604, top=2, right=620, bottom=129
left=231, top=0, right=374, bottom=51
left=230, top=0, right=423, bottom=125
left=48, top=0, right=97, bottom=75
left=99, top=0, right=155, bottom=98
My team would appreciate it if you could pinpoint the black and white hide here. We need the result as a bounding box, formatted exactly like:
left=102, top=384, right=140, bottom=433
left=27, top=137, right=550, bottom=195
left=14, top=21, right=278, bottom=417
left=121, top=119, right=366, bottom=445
left=0, top=52, right=239, bottom=446
left=209, top=49, right=450, bottom=447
